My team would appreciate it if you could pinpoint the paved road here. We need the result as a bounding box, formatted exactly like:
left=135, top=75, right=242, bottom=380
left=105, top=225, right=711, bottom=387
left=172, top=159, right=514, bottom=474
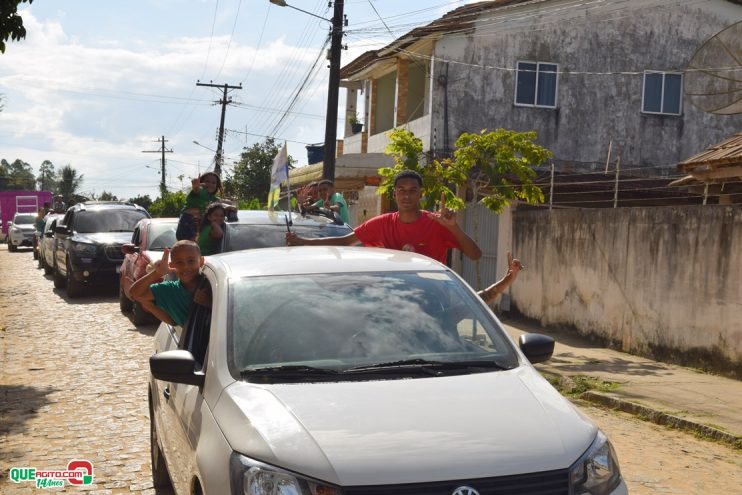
left=0, top=245, right=159, bottom=494
left=1, top=244, right=740, bottom=494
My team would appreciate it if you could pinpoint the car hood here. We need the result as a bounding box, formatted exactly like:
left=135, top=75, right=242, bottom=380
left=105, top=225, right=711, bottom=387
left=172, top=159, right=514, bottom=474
left=213, top=366, right=596, bottom=486
left=71, top=232, right=132, bottom=245
left=13, top=224, right=35, bottom=231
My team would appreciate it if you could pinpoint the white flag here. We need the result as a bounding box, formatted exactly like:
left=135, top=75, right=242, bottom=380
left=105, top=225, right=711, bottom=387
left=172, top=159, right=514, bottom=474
left=270, top=143, right=289, bottom=187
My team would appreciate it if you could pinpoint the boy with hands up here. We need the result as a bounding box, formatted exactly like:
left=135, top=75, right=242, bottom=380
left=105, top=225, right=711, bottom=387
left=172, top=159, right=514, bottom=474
left=129, top=240, right=210, bottom=326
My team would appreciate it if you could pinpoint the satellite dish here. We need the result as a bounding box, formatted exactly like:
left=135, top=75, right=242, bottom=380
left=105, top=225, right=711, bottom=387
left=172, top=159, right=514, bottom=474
left=685, top=20, right=742, bottom=115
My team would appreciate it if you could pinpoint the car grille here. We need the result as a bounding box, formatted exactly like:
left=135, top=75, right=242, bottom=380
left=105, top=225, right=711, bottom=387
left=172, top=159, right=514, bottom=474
left=341, top=469, right=569, bottom=495
left=105, top=245, right=125, bottom=261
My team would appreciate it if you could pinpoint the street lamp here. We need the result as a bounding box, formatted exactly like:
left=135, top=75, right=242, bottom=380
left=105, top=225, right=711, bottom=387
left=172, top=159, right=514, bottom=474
left=270, top=0, right=345, bottom=182
left=193, top=140, right=216, bottom=153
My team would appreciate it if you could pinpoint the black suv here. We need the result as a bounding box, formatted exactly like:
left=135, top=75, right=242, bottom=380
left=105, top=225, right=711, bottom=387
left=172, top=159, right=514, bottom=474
left=54, top=201, right=150, bottom=297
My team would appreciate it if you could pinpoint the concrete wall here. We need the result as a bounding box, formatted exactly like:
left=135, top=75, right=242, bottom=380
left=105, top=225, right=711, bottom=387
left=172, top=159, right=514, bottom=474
left=511, top=205, right=742, bottom=375
left=431, top=0, right=742, bottom=171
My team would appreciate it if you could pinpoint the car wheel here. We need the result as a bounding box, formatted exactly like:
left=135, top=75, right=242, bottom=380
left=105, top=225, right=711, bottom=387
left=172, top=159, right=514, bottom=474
left=43, top=258, right=53, bottom=275
left=65, top=258, right=85, bottom=298
left=53, top=261, right=67, bottom=289
left=119, top=284, right=133, bottom=313
left=149, top=395, right=173, bottom=489
left=132, top=300, right=156, bottom=326
left=8, top=242, right=17, bottom=252
left=37, top=252, right=44, bottom=268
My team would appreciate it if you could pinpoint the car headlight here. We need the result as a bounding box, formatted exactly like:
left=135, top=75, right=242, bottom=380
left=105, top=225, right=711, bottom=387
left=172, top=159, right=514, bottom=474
left=230, top=452, right=340, bottom=495
left=569, top=430, right=622, bottom=494
left=73, top=243, right=98, bottom=255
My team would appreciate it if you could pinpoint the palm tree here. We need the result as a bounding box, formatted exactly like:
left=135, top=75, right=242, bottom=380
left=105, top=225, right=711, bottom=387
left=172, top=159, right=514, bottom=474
left=56, top=165, right=83, bottom=203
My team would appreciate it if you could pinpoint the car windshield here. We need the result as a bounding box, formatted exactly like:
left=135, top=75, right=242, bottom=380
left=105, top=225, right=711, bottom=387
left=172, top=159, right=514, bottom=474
left=146, top=222, right=177, bottom=250
left=14, top=214, right=35, bottom=224
left=75, top=209, right=148, bottom=233
left=223, top=222, right=352, bottom=252
left=229, top=271, right=519, bottom=379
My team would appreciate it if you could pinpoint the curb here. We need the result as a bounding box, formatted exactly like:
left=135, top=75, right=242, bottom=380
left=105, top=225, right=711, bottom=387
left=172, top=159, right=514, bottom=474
left=581, top=391, right=742, bottom=449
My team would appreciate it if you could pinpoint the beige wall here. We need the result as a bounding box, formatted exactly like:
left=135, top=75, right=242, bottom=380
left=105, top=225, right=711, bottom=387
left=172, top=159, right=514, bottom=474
left=511, top=205, right=742, bottom=374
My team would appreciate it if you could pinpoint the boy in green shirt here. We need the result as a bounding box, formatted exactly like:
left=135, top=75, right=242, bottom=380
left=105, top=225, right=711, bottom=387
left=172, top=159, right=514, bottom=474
left=313, top=179, right=350, bottom=224
left=130, top=240, right=209, bottom=326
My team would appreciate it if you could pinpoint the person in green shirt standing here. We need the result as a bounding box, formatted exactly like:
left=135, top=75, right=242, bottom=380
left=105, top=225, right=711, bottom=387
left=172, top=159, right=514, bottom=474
left=313, top=179, right=350, bottom=224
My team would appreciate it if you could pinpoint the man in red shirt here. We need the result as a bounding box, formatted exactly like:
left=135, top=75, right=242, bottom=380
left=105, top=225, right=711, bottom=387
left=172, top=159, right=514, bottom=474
left=285, top=170, right=482, bottom=264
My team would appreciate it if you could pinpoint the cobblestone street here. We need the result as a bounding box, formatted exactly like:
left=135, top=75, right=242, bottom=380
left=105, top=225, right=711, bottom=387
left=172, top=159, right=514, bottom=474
left=0, top=244, right=159, bottom=494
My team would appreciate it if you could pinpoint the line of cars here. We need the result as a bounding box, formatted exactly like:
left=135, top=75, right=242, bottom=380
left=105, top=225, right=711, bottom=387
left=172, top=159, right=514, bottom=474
left=19, top=200, right=629, bottom=494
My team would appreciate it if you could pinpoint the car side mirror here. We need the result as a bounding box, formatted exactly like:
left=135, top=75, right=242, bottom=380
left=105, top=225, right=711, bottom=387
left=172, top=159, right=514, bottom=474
left=55, top=225, right=70, bottom=235
left=121, top=243, right=139, bottom=255
left=44, top=231, right=54, bottom=238
left=150, top=350, right=205, bottom=387
left=518, top=333, right=555, bottom=364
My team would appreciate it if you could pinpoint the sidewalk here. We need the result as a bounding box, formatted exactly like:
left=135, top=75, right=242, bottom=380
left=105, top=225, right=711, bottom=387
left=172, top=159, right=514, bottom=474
left=501, top=316, right=742, bottom=448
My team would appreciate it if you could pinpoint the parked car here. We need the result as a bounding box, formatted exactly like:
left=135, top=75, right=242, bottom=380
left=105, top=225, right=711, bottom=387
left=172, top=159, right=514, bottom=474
left=38, top=213, right=63, bottom=274
left=53, top=201, right=150, bottom=298
left=119, top=217, right=178, bottom=325
left=5, top=212, right=36, bottom=252
left=148, top=247, right=627, bottom=495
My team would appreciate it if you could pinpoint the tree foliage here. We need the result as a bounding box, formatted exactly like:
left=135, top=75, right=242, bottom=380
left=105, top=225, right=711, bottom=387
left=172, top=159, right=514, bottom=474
left=149, top=191, right=186, bottom=218
left=454, top=129, right=550, bottom=213
left=36, top=160, right=55, bottom=191
left=378, top=128, right=468, bottom=211
left=224, top=138, right=292, bottom=205
left=0, top=158, right=35, bottom=190
left=55, top=164, right=83, bottom=202
left=378, top=128, right=551, bottom=213
left=128, top=194, right=153, bottom=211
left=97, top=191, right=118, bottom=201
left=0, top=0, right=33, bottom=53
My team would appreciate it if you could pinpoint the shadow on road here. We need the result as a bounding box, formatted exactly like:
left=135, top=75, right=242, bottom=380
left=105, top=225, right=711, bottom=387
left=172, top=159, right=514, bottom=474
left=0, top=384, right=59, bottom=442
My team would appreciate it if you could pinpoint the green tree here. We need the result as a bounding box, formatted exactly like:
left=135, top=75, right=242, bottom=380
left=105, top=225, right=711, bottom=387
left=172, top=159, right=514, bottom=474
left=0, top=158, right=35, bottom=190
left=36, top=160, right=56, bottom=191
left=225, top=138, right=292, bottom=204
left=128, top=194, right=153, bottom=211
left=56, top=165, right=83, bottom=203
left=0, top=0, right=33, bottom=53
left=454, top=129, right=549, bottom=213
left=98, top=190, right=118, bottom=201
left=148, top=191, right=186, bottom=218
left=378, top=128, right=550, bottom=213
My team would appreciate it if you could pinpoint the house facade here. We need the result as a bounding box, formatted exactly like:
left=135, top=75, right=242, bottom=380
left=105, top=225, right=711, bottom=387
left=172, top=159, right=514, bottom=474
left=340, top=0, right=742, bottom=177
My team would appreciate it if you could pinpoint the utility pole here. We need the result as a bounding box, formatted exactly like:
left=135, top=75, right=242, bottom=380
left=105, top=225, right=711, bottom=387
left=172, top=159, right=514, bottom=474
left=142, top=136, right=173, bottom=196
left=196, top=81, right=242, bottom=177
left=323, top=0, right=345, bottom=182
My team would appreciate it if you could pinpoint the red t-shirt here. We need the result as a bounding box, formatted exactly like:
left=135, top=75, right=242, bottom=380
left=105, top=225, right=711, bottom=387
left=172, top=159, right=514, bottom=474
left=353, top=211, right=460, bottom=263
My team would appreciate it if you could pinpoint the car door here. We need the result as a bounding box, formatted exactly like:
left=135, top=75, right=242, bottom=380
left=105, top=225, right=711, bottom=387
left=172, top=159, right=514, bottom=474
left=156, top=274, right=214, bottom=494
left=54, top=210, right=74, bottom=275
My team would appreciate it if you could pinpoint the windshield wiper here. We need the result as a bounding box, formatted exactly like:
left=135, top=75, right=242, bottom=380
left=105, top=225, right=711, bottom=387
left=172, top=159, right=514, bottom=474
left=241, top=365, right=340, bottom=377
left=346, top=358, right=513, bottom=374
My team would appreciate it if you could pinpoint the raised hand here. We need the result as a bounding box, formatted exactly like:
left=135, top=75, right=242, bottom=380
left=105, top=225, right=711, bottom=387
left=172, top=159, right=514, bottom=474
left=153, top=248, right=173, bottom=276
left=507, top=251, right=524, bottom=275
left=431, top=192, right=457, bottom=228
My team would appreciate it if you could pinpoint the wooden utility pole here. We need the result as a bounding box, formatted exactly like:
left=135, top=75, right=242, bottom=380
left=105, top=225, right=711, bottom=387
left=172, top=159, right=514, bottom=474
left=142, top=136, right=173, bottom=195
left=323, top=0, right=345, bottom=181
left=196, top=81, right=242, bottom=177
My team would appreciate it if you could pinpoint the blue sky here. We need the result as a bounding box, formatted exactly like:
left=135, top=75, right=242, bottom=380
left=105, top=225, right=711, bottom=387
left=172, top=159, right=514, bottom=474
left=0, top=0, right=476, bottom=200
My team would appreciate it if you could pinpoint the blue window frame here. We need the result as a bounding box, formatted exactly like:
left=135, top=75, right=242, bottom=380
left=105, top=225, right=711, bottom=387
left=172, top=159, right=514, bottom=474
left=515, top=61, right=558, bottom=108
left=642, top=71, right=682, bottom=115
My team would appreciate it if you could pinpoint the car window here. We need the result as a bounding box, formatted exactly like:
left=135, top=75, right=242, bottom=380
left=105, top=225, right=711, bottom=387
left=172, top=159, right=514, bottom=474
left=13, top=214, right=35, bottom=224
left=74, top=209, right=149, bottom=233
left=223, top=223, right=352, bottom=252
left=228, top=271, right=518, bottom=374
left=147, top=223, right=177, bottom=250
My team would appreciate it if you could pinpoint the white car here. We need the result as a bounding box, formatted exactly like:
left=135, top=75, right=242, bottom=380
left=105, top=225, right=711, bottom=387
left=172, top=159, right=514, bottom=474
left=148, top=247, right=628, bottom=495
left=6, top=212, right=37, bottom=252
